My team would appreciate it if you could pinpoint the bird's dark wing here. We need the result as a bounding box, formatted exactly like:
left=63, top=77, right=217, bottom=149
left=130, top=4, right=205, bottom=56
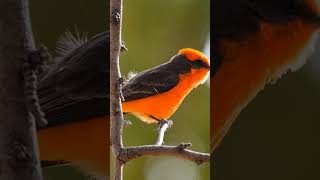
left=122, top=63, right=180, bottom=102
left=122, top=68, right=179, bottom=102
left=38, top=32, right=109, bottom=127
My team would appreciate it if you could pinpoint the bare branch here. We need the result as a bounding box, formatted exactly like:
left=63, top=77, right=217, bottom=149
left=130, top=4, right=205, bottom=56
left=110, top=0, right=125, bottom=179
left=120, top=144, right=210, bottom=165
left=0, top=0, right=43, bottom=179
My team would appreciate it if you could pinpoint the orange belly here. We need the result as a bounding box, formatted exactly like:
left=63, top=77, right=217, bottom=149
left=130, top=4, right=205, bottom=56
left=212, top=20, right=319, bottom=151
left=37, top=116, right=109, bottom=177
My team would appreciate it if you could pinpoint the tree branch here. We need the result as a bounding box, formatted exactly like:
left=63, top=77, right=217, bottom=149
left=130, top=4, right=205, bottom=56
left=110, top=0, right=125, bottom=179
left=0, top=0, right=43, bottom=179
left=120, top=144, right=210, bottom=165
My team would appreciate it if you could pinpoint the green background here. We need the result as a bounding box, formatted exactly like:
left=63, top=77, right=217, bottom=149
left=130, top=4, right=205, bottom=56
left=213, top=1, right=320, bottom=180
left=30, top=0, right=210, bottom=179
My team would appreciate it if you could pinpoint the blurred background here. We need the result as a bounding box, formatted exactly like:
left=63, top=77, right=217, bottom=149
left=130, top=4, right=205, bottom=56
left=30, top=0, right=210, bottom=179
left=117, top=0, right=210, bottom=179
left=213, top=1, right=320, bottom=180
left=30, top=0, right=106, bottom=179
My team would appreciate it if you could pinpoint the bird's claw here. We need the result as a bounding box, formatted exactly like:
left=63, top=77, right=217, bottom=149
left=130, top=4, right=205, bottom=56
left=157, top=119, right=173, bottom=131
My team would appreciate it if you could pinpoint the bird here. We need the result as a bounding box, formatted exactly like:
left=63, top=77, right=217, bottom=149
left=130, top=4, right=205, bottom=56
left=212, top=0, right=320, bottom=152
left=36, top=31, right=210, bottom=179
left=121, top=48, right=210, bottom=124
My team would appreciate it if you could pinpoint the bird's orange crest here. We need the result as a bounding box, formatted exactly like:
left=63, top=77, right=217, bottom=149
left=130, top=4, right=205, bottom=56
left=179, top=48, right=210, bottom=66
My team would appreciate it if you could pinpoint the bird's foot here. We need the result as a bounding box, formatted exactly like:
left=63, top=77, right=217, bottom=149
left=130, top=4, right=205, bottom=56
left=157, top=119, right=173, bottom=130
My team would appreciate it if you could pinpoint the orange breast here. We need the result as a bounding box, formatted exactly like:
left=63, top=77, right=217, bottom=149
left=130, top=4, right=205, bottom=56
left=122, top=69, right=209, bottom=123
left=212, top=20, right=319, bottom=151
left=37, top=116, right=109, bottom=177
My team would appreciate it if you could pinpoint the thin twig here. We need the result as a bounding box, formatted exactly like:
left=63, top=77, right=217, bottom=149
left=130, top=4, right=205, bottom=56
left=110, top=0, right=124, bottom=179
left=120, top=144, right=210, bottom=165
left=155, top=120, right=173, bottom=145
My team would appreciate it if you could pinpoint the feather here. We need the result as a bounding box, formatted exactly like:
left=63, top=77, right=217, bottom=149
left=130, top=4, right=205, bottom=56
left=55, top=26, right=88, bottom=57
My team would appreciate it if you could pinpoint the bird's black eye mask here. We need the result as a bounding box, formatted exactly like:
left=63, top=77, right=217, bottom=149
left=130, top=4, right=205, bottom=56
left=178, top=54, right=210, bottom=69
left=189, top=59, right=210, bottom=69
left=169, top=54, right=210, bottom=75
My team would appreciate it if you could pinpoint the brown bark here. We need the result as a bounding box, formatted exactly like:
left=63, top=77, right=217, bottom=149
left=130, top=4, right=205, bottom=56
left=0, top=0, right=43, bottom=179
left=110, top=0, right=124, bottom=179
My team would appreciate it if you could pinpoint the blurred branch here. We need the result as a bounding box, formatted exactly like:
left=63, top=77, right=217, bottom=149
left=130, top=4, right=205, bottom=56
left=0, top=0, right=43, bottom=179
left=120, top=144, right=210, bottom=165
left=110, top=0, right=124, bottom=180
left=23, top=45, right=49, bottom=128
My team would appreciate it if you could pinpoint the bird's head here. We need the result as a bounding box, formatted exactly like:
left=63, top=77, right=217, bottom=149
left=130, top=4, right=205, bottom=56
left=178, top=48, right=210, bottom=70
left=171, top=48, right=210, bottom=85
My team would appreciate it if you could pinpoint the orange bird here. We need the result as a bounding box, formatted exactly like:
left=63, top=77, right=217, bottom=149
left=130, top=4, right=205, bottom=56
left=122, top=48, right=210, bottom=124
left=212, top=0, right=320, bottom=152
